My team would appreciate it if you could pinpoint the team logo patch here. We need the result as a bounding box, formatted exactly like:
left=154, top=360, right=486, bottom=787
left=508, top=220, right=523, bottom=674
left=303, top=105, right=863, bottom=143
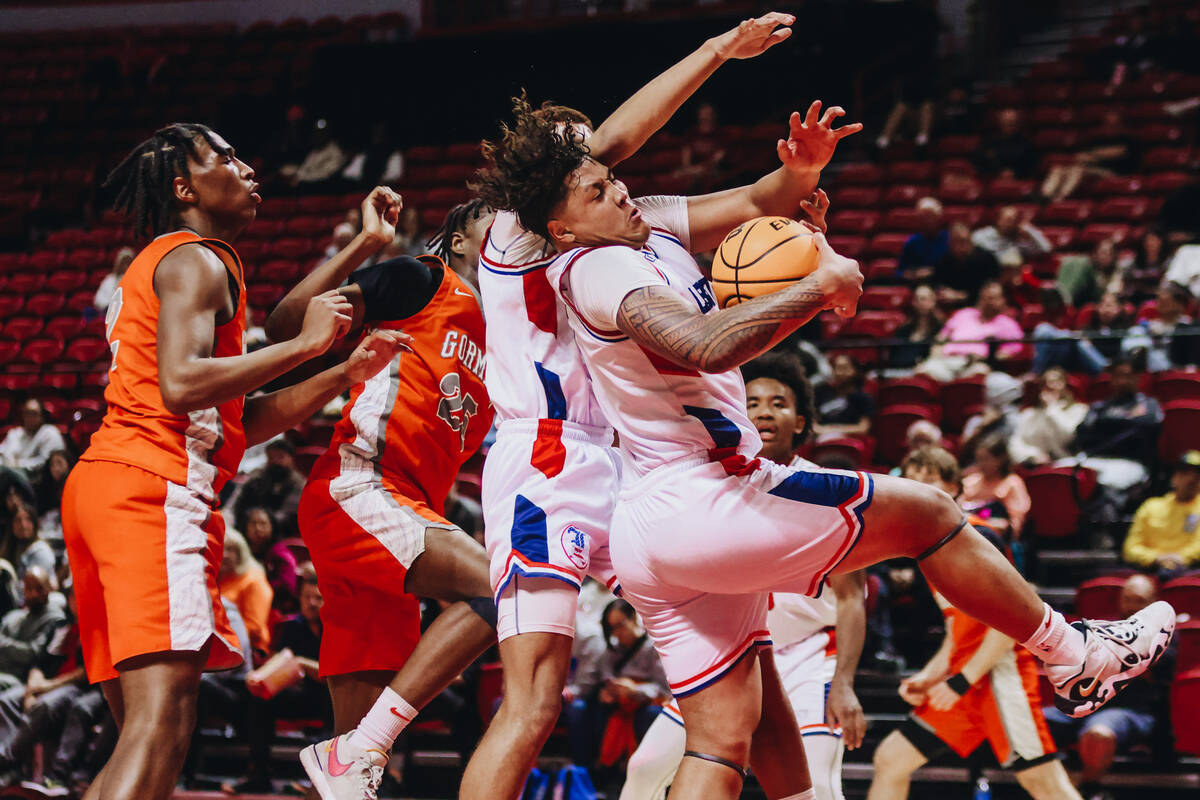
left=561, top=525, right=589, bottom=570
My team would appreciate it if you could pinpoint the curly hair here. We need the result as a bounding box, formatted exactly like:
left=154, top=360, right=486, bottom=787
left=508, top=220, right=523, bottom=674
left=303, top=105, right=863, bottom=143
left=741, top=350, right=816, bottom=446
left=472, top=94, right=590, bottom=241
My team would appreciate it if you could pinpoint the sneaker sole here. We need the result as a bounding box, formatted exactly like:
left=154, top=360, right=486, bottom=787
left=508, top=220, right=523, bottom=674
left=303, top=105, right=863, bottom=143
left=300, top=744, right=338, bottom=800
left=1054, top=608, right=1176, bottom=718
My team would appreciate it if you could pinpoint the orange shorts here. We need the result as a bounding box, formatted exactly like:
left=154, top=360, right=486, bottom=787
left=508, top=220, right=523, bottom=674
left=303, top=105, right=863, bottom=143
left=62, top=460, right=242, bottom=683
left=298, top=476, right=440, bottom=677
left=914, top=654, right=1056, bottom=766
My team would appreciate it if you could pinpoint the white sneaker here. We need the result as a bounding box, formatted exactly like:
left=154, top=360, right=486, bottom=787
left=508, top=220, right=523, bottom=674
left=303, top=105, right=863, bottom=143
left=1045, top=601, right=1176, bottom=718
left=300, top=733, right=387, bottom=800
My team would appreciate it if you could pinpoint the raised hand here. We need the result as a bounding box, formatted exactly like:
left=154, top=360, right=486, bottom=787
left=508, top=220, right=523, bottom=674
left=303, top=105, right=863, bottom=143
left=777, top=101, right=863, bottom=175
left=344, top=329, right=413, bottom=383
left=800, top=188, right=830, bottom=233
left=360, top=186, right=403, bottom=248
left=710, top=12, right=795, bottom=60
left=298, top=290, right=354, bottom=355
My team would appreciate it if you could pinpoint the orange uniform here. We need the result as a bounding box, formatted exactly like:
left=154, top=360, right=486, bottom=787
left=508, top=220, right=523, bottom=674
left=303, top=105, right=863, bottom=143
left=62, top=231, right=246, bottom=683
left=913, top=604, right=1057, bottom=766
left=299, top=257, right=493, bottom=676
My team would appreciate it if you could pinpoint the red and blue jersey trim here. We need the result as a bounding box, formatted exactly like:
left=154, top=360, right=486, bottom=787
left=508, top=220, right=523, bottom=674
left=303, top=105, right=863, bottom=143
left=670, top=629, right=773, bottom=698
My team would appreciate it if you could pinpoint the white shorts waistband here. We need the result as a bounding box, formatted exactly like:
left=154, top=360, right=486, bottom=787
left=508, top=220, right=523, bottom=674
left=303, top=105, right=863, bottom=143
left=495, top=418, right=613, bottom=446
left=620, top=453, right=715, bottom=500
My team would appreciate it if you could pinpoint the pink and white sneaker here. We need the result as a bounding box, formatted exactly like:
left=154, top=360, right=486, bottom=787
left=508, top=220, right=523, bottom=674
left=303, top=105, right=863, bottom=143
left=300, top=733, right=387, bottom=800
left=1045, top=600, right=1176, bottom=718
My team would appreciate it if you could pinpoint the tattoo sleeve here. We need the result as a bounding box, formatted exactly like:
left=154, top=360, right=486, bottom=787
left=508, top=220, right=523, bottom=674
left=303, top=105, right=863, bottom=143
left=615, top=279, right=829, bottom=373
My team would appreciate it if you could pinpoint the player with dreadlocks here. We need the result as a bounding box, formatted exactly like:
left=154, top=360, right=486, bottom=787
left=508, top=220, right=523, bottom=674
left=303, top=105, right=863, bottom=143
left=265, top=195, right=503, bottom=799
left=61, top=123, right=409, bottom=800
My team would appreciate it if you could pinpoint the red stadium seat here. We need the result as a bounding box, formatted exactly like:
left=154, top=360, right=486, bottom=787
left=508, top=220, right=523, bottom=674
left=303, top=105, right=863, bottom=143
left=859, top=286, right=911, bottom=311
left=938, top=181, right=983, bottom=204
left=828, top=209, right=879, bottom=235
left=1078, top=223, right=1130, bottom=246
left=1024, top=465, right=1099, bottom=539
left=1141, top=146, right=1193, bottom=171
left=1, top=316, right=43, bottom=340
left=25, top=293, right=65, bottom=316
left=1087, top=176, right=1142, bottom=196
left=865, top=233, right=910, bottom=259
left=887, top=162, right=935, bottom=183
left=825, top=235, right=866, bottom=260
left=1171, top=668, right=1200, bottom=756
left=63, top=337, right=109, bottom=364
left=840, top=311, right=905, bottom=339
left=43, top=372, right=77, bottom=391
left=935, top=136, right=979, bottom=157
left=877, top=375, right=939, bottom=408
left=985, top=178, right=1037, bottom=203
left=942, top=205, right=986, bottom=228
left=6, top=272, right=45, bottom=293
left=1153, top=371, right=1200, bottom=403
left=1032, top=129, right=1080, bottom=152
left=879, top=208, right=923, bottom=232
left=20, top=338, right=63, bottom=365
left=1093, top=197, right=1151, bottom=223
left=1159, top=401, right=1200, bottom=464
left=1144, top=172, right=1194, bottom=195
left=836, top=163, right=884, bottom=186
left=293, top=445, right=327, bottom=477
left=0, top=340, right=19, bottom=365
left=808, top=436, right=875, bottom=469
left=271, top=238, right=316, bottom=260
left=257, top=259, right=301, bottom=283
left=1038, top=226, right=1080, bottom=250
left=865, top=259, right=898, bottom=282
left=882, top=185, right=928, bottom=207
left=940, top=375, right=987, bottom=433
left=1073, top=576, right=1128, bottom=621
left=247, top=283, right=284, bottom=309
left=1178, top=621, right=1200, bottom=673
left=1039, top=200, right=1092, bottom=224
left=874, top=404, right=942, bottom=466
left=46, top=271, right=87, bottom=293
left=836, top=187, right=882, bottom=209
left=1162, top=576, right=1200, bottom=620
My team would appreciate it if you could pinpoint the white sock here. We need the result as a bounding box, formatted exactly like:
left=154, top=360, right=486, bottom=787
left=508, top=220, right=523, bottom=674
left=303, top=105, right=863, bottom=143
left=1021, top=604, right=1086, bottom=666
left=780, top=790, right=817, bottom=800
left=349, top=688, right=417, bottom=752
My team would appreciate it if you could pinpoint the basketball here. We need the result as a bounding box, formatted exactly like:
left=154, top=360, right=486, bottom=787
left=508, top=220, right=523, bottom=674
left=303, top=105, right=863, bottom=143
left=710, top=216, right=819, bottom=308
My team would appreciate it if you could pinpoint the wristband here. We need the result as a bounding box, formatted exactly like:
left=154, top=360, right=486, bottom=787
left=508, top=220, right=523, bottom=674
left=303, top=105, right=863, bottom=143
left=945, top=672, right=971, bottom=696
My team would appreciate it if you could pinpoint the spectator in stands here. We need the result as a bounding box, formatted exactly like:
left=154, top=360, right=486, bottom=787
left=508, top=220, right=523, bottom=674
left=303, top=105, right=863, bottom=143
left=0, top=568, right=66, bottom=690
left=1041, top=111, right=1137, bottom=202
left=972, top=206, right=1052, bottom=267
left=1129, top=229, right=1170, bottom=276
left=1073, top=352, right=1162, bottom=505
left=1163, top=240, right=1200, bottom=299
left=915, top=281, right=1025, bottom=382
left=285, top=118, right=347, bottom=189
left=31, top=449, right=72, bottom=541
left=1010, top=368, right=1088, bottom=466
left=93, top=246, right=134, bottom=313
left=812, top=354, right=874, bottom=438
left=897, top=197, right=948, bottom=280
left=1122, top=280, right=1200, bottom=371
left=1089, top=292, right=1136, bottom=361
left=218, top=530, right=273, bottom=659
left=1043, top=574, right=1176, bottom=800
left=228, top=437, right=305, bottom=538
left=382, top=205, right=427, bottom=259
left=1, top=502, right=55, bottom=591
left=675, top=102, right=728, bottom=192
left=232, top=569, right=329, bottom=794
left=565, top=599, right=670, bottom=781
left=1061, top=239, right=1125, bottom=309
left=238, top=506, right=300, bottom=613
left=962, top=372, right=1024, bottom=456
left=906, top=419, right=944, bottom=453
left=1033, top=291, right=1129, bottom=376
left=960, top=434, right=1031, bottom=539
left=933, top=221, right=1001, bottom=307
left=320, top=221, right=357, bottom=264
left=0, top=400, right=67, bottom=477
left=1122, top=450, right=1200, bottom=576
left=889, top=284, right=944, bottom=369
left=975, top=108, right=1036, bottom=179
left=340, top=121, right=404, bottom=188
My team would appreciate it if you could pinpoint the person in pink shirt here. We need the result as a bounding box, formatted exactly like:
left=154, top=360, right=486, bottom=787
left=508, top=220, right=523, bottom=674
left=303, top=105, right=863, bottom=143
left=961, top=434, right=1032, bottom=539
left=916, top=281, right=1025, bottom=381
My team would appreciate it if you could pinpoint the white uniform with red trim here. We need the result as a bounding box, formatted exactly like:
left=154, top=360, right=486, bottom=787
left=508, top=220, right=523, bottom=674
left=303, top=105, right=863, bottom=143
left=545, top=198, right=874, bottom=698
left=478, top=210, right=620, bottom=641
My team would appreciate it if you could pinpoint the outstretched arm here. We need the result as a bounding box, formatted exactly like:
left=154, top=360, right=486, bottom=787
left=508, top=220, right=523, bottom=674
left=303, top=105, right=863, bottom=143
left=685, top=101, right=862, bottom=252
left=588, top=12, right=795, bottom=165
left=614, top=233, right=862, bottom=373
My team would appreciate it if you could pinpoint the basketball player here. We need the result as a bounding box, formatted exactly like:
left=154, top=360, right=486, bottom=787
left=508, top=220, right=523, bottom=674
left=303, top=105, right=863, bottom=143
left=476, top=105, right=1176, bottom=800
left=617, top=350, right=867, bottom=800
left=459, top=13, right=806, bottom=800
left=867, top=448, right=1082, bottom=800
left=60, top=124, right=408, bottom=800
left=264, top=195, right=500, bottom=798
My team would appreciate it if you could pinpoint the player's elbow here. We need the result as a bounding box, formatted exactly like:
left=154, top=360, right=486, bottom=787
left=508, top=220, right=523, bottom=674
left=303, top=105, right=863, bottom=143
left=159, top=385, right=190, bottom=416
left=158, top=370, right=203, bottom=416
left=263, top=305, right=299, bottom=344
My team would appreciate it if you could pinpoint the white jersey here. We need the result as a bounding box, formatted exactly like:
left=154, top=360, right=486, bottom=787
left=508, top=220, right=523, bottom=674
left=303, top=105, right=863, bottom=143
left=478, top=211, right=608, bottom=428
left=545, top=196, right=760, bottom=478
left=767, top=455, right=838, bottom=647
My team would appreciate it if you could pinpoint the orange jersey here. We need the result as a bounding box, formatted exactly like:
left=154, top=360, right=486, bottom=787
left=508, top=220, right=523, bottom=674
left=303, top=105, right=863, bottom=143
left=82, top=231, right=247, bottom=498
left=942, top=604, right=1041, bottom=679
left=311, top=263, right=492, bottom=513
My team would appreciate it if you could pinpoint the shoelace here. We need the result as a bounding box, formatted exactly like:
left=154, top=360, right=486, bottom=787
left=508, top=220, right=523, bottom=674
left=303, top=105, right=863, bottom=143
left=358, top=760, right=385, bottom=800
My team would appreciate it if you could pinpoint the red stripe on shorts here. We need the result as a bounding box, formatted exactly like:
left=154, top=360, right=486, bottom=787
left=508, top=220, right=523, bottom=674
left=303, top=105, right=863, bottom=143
left=530, top=418, right=567, bottom=479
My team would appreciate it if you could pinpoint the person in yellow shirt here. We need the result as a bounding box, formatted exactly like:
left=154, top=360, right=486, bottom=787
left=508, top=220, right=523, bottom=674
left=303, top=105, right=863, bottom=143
left=1122, top=450, right=1200, bottom=576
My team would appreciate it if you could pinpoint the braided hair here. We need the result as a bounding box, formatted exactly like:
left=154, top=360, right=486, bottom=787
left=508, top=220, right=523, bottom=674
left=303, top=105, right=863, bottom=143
left=472, top=94, right=590, bottom=240
left=426, top=197, right=491, bottom=264
left=103, top=123, right=225, bottom=241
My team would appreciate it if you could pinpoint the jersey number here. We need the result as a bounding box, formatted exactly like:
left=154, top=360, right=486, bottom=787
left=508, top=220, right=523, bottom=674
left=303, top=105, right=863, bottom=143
left=105, top=287, right=124, bottom=371
left=436, top=372, right=479, bottom=452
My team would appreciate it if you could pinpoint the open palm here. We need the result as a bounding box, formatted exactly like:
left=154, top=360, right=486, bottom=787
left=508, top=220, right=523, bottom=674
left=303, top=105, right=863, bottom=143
left=777, top=101, right=863, bottom=174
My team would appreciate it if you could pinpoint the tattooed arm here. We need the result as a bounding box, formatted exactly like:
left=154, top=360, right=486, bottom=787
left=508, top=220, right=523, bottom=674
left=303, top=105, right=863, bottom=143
left=614, top=234, right=863, bottom=373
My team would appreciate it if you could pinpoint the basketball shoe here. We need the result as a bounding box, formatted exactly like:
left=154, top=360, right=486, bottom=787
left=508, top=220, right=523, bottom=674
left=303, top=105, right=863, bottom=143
left=1045, top=600, right=1176, bottom=718
left=300, top=733, right=387, bottom=800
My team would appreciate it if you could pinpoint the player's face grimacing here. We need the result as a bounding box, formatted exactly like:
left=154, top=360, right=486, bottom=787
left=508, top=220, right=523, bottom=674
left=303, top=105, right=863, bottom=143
left=181, top=130, right=260, bottom=227
left=746, top=377, right=804, bottom=466
left=548, top=159, right=651, bottom=250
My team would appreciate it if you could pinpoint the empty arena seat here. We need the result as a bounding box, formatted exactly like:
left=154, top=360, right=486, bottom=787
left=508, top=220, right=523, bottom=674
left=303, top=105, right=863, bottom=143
left=808, top=436, right=874, bottom=469
left=25, top=293, right=66, bottom=316
left=1037, top=226, right=1079, bottom=250
left=865, top=233, right=910, bottom=259
left=1142, top=146, right=1193, bottom=171
left=1152, top=371, right=1200, bottom=403
left=0, top=340, right=19, bottom=365
left=859, top=286, right=911, bottom=311
left=1093, top=197, right=1152, bottom=223
left=882, top=185, right=928, bottom=207
left=839, top=311, right=905, bottom=339
left=879, top=208, right=923, bottom=232
left=1039, top=200, right=1092, bottom=224
left=864, top=259, right=898, bottom=282
left=1079, top=223, right=1131, bottom=246
left=939, top=375, right=986, bottom=433
left=1024, top=465, right=1099, bottom=540
left=877, top=375, right=939, bottom=408
left=1144, top=171, right=1193, bottom=194
left=1178, top=621, right=1200, bottom=672
left=985, top=178, right=1037, bottom=203
left=64, top=336, right=109, bottom=364
left=937, top=181, right=983, bottom=204
left=21, top=338, right=63, bottom=365
left=886, top=161, right=935, bottom=183
left=835, top=163, right=883, bottom=185
left=1171, top=668, right=1200, bottom=756
left=46, top=271, right=87, bottom=293
left=874, top=404, right=941, bottom=466
left=828, top=209, right=878, bottom=235
left=1073, top=575, right=1127, bottom=620
left=1159, top=401, right=1200, bottom=463
left=941, top=205, right=985, bottom=228
left=7, top=272, right=45, bottom=293
left=1087, top=176, right=1143, bottom=196
left=836, top=187, right=882, bottom=209
left=1, top=316, right=43, bottom=340
left=934, top=135, right=979, bottom=157
left=825, top=235, right=866, bottom=260
left=1161, top=575, right=1200, bottom=620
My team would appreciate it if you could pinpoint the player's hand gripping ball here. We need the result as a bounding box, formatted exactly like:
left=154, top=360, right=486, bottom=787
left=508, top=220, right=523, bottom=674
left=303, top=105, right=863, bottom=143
left=710, top=216, right=819, bottom=308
